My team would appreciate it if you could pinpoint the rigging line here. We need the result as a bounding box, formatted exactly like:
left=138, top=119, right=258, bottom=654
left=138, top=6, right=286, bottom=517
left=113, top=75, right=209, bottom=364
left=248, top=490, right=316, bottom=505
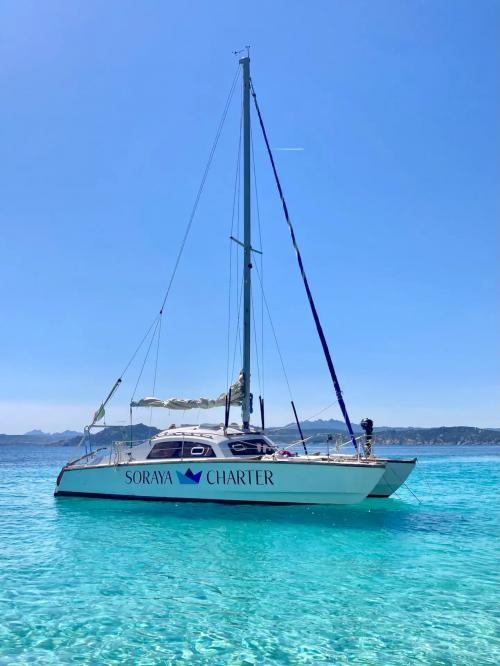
left=98, top=66, right=240, bottom=416
left=233, top=88, right=243, bottom=382
left=130, top=317, right=161, bottom=402
left=253, top=261, right=294, bottom=401
left=226, top=104, right=243, bottom=392
left=158, top=65, right=240, bottom=315
left=251, top=287, right=262, bottom=394
left=226, top=256, right=233, bottom=393
left=401, top=481, right=421, bottom=504
left=270, top=400, right=339, bottom=433
left=117, top=314, right=161, bottom=382
left=383, top=464, right=422, bottom=504
left=250, top=80, right=359, bottom=452
left=149, top=314, right=163, bottom=424
left=250, top=125, right=265, bottom=397
left=152, top=314, right=162, bottom=397
left=251, top=287, right=262, bottom=396
left=235, top=82, right=243, bottom=344
left=86, top=313, right=158, bottom=432
left=230, top=273, right=245, bottom=383
left=230, top=274, right=245, bottom=384
left=301, top=401, right=338, bottom=424
left=251, top=126, right=263, bottom=250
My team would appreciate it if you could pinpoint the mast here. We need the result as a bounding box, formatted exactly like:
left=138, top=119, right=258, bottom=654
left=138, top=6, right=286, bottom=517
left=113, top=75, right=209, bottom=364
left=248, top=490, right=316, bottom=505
left=240, top=55, right=252, bottom=430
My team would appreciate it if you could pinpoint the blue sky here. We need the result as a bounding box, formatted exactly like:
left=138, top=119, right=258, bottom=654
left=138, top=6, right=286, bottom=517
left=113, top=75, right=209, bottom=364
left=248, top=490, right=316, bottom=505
left=0, top=0, right=498, bottom=433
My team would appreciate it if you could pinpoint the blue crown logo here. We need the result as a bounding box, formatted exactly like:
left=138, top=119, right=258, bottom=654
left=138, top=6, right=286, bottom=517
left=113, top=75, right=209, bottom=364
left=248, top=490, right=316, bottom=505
left=176, top=468, right=203, bottom=485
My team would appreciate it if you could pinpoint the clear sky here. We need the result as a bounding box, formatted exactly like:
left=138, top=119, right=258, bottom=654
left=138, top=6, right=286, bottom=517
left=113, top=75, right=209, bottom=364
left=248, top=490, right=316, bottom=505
left=0, top=0, right=498, bottom=434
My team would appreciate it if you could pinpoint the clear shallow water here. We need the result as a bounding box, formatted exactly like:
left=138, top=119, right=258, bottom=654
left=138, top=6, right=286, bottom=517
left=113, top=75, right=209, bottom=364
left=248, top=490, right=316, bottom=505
left=0, top=445, right=498, bottom=665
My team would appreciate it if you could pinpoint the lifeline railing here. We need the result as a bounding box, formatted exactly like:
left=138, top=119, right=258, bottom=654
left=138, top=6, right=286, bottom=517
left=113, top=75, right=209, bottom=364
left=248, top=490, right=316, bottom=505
left=272, top=434, right=371, bottom=461
left=109, top=439, right=149, bottom=465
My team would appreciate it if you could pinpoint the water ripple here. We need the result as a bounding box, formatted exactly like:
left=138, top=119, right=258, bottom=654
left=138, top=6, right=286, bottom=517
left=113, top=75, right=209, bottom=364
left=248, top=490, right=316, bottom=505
left=0, top=444, right=498, bottom=664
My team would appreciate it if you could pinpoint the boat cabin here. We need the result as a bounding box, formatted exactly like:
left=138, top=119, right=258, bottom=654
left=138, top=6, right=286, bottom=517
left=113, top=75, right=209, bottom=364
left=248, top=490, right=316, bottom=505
left=69, top=425, right=278, bottom=469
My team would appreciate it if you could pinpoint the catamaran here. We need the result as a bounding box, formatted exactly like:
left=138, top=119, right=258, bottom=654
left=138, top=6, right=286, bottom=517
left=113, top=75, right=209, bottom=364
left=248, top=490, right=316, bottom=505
left=55, top=55, right=415, bottom=504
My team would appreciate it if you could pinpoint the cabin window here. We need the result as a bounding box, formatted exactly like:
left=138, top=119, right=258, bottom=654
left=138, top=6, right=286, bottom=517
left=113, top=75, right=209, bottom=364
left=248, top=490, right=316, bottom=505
left=147, top=441, right=183, bottom=459
left=228, top=439, right=275, bottom=456
left=185, top=444, right=216, bottom=458
left=147, top=441, right=216, bottom=459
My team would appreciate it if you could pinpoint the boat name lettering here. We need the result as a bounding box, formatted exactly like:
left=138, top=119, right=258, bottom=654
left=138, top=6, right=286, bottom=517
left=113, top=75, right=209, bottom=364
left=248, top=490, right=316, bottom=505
left=125, top=470, right=173, bottom=485
left=124, top=468, right=274, bottom=486
left=206, top=469, right=274, bottom=486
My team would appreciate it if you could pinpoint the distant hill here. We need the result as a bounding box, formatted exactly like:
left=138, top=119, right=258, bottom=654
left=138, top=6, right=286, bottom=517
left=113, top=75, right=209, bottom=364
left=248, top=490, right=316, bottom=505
left=0, top=430, right=83, bottom=446
left=372, top=426, right=500, bottom=446
left=1, top=422, right=499, bottom=447
left=284, top=418, right=363, bottom=433
left=267, top=423, right=500, bottom=445
left=60, top=424, right=161, bottom=448
left=24, top=429, right=82, bottom=438
left=56, top=430, right=82, bottom=439
left=282, top=419, right=404, bottom=433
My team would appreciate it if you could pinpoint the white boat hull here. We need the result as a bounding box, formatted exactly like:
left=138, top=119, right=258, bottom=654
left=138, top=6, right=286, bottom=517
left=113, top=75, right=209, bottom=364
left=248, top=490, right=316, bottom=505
left=367, top=459, right=417, bottom=497
left=55, top=459, right=386, bottom=505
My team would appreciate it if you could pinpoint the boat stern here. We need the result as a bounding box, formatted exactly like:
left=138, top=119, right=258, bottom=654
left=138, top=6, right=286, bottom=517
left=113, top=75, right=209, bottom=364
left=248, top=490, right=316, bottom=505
left=368, top=458, right=417, bottom=497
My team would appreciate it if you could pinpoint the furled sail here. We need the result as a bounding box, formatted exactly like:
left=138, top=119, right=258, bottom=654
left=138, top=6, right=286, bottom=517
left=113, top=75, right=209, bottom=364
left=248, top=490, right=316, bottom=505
left=130, top=372, right=244, bottom=411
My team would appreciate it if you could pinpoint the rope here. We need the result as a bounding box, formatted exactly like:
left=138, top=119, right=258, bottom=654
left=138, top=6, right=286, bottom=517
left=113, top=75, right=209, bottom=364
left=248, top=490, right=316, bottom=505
left=150, top=315, right=162, bottom=424
left=270, top=400, right=338, bottom=433
left=230, top=274, right=245, bottom=383
left=152, top=315, right=162, bottom=397
left=158, top=66, right=240, bottom=315
left=106, top=64, right=240, bottom=415
left=226, top=103, right=243, bottom=393
left=253, top=261, right=293, bottom=401
left=232, top=86, right=244, bottom=380
left=251, top=125, right=265, bottom=398
left=383, top=464, right=422, bottom=504
left=145, top=64, right=240, bottom=402
left=250, top=79, right=359, bottom=452
left=251, top=288, right=262, bottom=396
left=130, top=317, right=161, bottom=402
left=117, top=314, right=161, bottom=381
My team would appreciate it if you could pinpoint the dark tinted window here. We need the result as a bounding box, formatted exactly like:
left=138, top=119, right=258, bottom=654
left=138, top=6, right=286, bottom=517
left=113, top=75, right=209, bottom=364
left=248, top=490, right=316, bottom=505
left=147, top=441, right=216, bottom=460
left=228, top=439, right=275, bottom=456
left=184, top=443, right=216, bottom=458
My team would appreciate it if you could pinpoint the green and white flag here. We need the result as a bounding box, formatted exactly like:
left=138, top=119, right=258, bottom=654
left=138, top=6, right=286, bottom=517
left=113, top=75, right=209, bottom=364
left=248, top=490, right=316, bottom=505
left=93, top=404, right=105, bottom=423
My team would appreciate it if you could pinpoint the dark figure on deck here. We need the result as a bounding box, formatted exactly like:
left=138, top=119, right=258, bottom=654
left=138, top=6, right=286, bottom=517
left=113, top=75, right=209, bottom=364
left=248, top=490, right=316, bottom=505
left=360, top=418, right=374, bottom=458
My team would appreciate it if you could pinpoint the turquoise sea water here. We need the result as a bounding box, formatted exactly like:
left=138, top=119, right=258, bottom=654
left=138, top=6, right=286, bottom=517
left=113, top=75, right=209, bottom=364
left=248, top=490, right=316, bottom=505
left=0, top=445, right=498, bottom=665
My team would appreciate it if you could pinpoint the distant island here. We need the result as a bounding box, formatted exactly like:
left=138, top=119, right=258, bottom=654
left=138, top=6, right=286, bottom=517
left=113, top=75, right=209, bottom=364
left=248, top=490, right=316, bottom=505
left=268, top=420, right=500, bottom=446
left=1, top=419, right=499, bottom=447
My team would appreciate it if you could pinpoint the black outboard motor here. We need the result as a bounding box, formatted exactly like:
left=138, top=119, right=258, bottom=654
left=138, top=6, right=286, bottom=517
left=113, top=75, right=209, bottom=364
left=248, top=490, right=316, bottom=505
left=360, top=418, right=374, bottom=458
